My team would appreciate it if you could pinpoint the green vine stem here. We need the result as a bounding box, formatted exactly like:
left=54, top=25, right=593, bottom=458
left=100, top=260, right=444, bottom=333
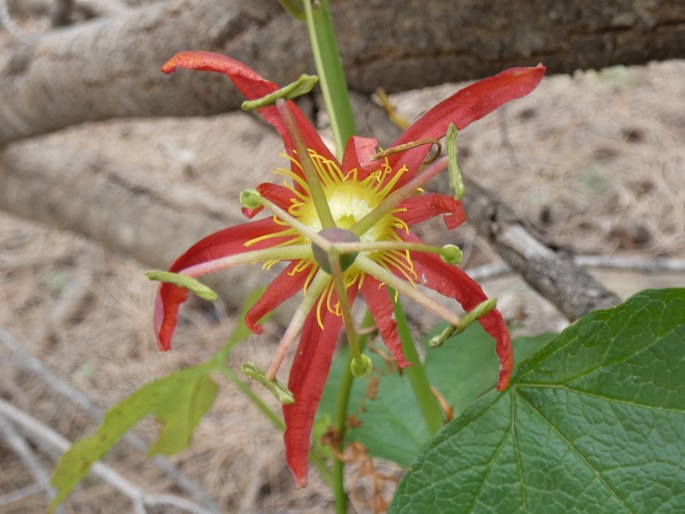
left=302, top=0, right=356, bottom=157
left=392, top=296, right=444, bottom=435
left=332, top=310, right=374, bottom=514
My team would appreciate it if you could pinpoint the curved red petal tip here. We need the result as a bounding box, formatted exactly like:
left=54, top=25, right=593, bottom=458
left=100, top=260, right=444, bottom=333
left=153, top=285, right=190, bottom=351
left=241, top=205, right=264, bottom=219
left=405, top=247, right=514, bottom=392
left=162, top=50, right=242, bottom=75
left=342, top=136, right=381, bottom=179
left=245, top=262, right=309, bottom=335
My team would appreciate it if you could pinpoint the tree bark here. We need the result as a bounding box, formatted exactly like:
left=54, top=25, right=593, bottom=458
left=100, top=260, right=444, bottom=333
left=0, top=140, right=240, bottom=269
left=1, top=0, right=684, bottom=145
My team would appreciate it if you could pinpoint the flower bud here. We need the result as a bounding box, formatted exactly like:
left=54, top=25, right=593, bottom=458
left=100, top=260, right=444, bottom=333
left=440, top=244, right=463, bottom=265
left=350, top=354, right=373, bottom=377
left=240, top=189, right=262, bottom=210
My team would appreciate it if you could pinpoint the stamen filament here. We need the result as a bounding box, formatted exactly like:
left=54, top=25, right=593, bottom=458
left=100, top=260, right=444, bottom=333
left=331, top=240, right=458, bottom=260
left=354, top=254, right=462, bottom=327
left=351, top=155, right=448, bottom=237
left=181, top=244, right=312, bottom=277
left=265, top=270, right=330, bottom=380
left=276, top=100, right=337, bottom=229
left=327, top=254, right=364, bottom=369
left=255, top=193, right=333, bottom=252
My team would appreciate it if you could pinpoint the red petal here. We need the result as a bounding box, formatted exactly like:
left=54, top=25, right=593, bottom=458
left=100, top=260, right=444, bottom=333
left=245, top=262, right=311, bottom=334
left=257, top=182, right=295, bottom=211
left=395, top=193, right=466, bottom=229
left=409, top=249, right=513, bottom=390
left=360, top=276, right=410, bottom=368
left=154, top=218, right=288, bottom=351
left=341, top=136, right=381, bottom=179
left=283, top=286, right=358, bottom=487
left=162, top=51, right=335, bottom=172
left=389, top=64, right=545, bottom=181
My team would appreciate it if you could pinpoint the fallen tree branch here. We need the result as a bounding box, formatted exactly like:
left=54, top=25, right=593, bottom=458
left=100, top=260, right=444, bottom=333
left=460, top=176, right=621, bottom=320
left=2, top=0, right=684, bottom=145
left=467, top=256, right=685, bottom=283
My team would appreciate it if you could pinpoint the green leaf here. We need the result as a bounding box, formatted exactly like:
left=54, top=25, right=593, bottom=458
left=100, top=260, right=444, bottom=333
left=50, top=365, right=217, bottom=510
left=318, top=327, right=552, bottom=467
left=390, top=288, right=685, bottom=513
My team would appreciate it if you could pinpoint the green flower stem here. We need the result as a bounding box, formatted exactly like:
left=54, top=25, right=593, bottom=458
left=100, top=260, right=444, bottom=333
left=181, top=244, right=311, bottom=277
left=276, top=101, right=337, bottom=229
left=327, top=255, right=363, bottom=368
left=352, top=156, right=448, bottom=237
left=332, top=240, right=462, bottom=263
left=331, top=310, right=374, bottom=514
left=355, top=255, right=462, bottom=327
left=392, top=296, right=444, bottom=436
left=302, top=0, right=356, bottom=158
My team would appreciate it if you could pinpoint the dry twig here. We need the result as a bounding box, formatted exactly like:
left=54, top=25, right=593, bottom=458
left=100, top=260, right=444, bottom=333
left=0, top=398, right=217, bottom=514
left=0, top=325, right=221, bottom=512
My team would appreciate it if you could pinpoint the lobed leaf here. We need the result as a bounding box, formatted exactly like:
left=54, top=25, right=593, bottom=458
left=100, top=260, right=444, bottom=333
left=390, top=288, right=685, bottom=513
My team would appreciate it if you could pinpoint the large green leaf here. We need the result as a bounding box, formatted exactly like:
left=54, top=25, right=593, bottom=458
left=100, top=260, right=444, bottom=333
left=318, top=326, right=552, bottom=467
left=50, top=365, right=217, bottom=510
left=390, top=288, right=685, bottom=513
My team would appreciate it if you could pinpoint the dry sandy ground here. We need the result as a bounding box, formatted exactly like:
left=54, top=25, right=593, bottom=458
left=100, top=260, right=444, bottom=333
left=1, top=15, right=684, bottom=512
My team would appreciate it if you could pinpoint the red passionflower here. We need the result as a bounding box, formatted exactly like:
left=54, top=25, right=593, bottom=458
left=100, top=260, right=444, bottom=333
left=156, top=51, right=544, bottom=487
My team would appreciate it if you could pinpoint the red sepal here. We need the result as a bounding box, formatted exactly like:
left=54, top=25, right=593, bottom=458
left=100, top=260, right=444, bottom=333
left=360, top=276, right=411, bottom=368
left=341, top=136, right=381, bottom=180
left=283, top=286, right=358, bottom=487
left=409, top=249, right=513, bottom=390
left=162, top=51, right=336, bottom=178
left=395, top=193, right=466, bottom=230
left=245, top=262, right=311, bottom=334
left=389, top=65, right=546, bottom=182
left=154, top=218, right=289, bottom=351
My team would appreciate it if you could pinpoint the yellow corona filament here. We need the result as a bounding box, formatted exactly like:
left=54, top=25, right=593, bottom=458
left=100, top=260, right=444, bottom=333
left=245, top=148, right=421, bottom=324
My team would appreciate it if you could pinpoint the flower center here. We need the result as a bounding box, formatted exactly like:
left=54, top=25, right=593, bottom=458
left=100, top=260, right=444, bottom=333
left=311, top=227, right=360, bottom=273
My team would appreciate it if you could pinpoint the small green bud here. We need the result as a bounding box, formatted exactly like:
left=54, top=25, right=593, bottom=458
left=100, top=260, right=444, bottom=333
left=241, top=363, right=295, bottom=404
left=440, top=244, right=463, bottom=265
left=350, top=354, right=373, bottom=377
left=241, top=74, right=319, bottom=111
left=240, top=189, right=262, bottom=210
left=145, top=270, right=217, bottom=301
